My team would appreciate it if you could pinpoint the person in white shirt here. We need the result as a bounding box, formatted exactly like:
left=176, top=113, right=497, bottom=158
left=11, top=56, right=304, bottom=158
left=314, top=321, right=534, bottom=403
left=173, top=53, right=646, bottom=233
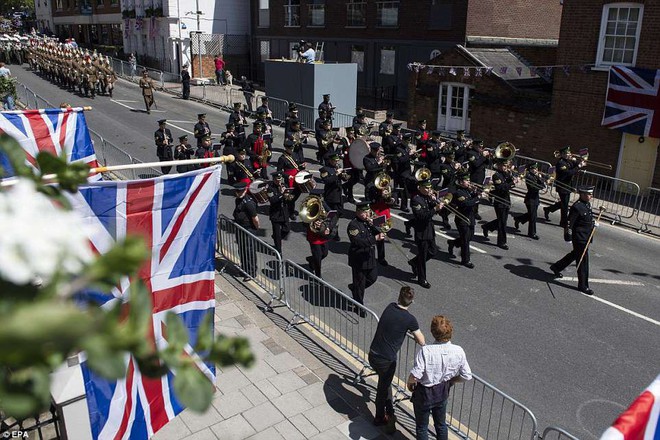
left=407, top=315, right=472, bottom=440
left=0, top=62, right=11, bottom=77
left=300, top=42, right=315, bottom=64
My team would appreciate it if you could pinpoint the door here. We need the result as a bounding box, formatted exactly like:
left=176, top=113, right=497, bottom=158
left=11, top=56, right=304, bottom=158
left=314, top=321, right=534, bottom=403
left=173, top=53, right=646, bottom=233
left=437, top=83, right=470, bottom=133
left=617, top=133, right=658, bottom=191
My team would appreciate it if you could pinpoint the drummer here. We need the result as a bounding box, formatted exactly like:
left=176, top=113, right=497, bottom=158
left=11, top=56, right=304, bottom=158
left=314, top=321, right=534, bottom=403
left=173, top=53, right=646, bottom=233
left=277, top=140, right=306, bottom=220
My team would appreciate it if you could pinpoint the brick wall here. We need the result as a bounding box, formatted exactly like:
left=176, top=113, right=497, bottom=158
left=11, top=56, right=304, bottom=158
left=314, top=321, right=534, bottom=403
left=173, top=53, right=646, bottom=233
left=191, top=55, right=216, bottom=79
left=466, top=0, right=562, bottom=40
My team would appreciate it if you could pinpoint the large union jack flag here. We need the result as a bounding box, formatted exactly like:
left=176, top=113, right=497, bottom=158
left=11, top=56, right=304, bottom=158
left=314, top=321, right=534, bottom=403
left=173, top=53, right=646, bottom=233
left=69, top=167, right=221, bottom=440
left=602, top=66, right=660, bottom=138
left=0, top=107, right=99, bottom=176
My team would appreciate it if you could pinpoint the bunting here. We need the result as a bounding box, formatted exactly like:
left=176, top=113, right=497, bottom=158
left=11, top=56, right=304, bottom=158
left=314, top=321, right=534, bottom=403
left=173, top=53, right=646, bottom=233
left=408, top=62, right=597, bottom=78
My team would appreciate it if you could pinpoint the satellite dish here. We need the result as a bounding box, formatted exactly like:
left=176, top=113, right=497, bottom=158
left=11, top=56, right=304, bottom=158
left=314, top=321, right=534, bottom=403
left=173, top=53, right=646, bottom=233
left=430, top=49, right=441, bottom=60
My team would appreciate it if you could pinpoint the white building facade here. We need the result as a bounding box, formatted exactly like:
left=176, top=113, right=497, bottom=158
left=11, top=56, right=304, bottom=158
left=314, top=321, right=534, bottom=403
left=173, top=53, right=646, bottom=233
left=35, top=0, right=54, bottom=34
left=120, top=0, right=249, bottom=74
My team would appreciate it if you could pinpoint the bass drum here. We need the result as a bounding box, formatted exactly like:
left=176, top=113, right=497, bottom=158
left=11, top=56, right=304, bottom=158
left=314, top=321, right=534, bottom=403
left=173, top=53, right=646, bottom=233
left=248, top=180, right=269, bottom=204
left=348, top=138, right=370, bottom=170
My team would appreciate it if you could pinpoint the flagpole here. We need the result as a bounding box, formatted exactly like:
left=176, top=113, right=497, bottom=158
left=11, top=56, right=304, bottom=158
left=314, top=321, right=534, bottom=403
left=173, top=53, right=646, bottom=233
left=0, top=155, right=235, bottom=187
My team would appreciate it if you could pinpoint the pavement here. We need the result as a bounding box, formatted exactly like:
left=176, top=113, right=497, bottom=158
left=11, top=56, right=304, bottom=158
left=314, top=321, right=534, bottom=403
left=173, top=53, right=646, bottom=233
left=10, top=65, right=660, bottom=440
left=151, top=272, right=445, bottom=440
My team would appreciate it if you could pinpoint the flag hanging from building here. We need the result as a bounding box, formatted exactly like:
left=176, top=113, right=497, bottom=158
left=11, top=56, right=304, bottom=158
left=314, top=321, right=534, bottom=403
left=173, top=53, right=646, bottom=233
left=0, top=107, right=99, bottom=176
left=71, top=168, right=222, bottom=440
left=602, top=66, right=660, bottom=138
left=599, top=374, right=660, bottom=440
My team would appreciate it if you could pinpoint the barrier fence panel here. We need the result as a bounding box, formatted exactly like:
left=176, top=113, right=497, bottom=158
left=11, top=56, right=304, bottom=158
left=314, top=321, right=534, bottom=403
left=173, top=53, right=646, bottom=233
left=282, top=260, right=379, bottom=376
left=332, top=111, right=355, bottom=131
left=97, top=140, right=136, bottom=180
left=216, top=215, right=285, bottom=306
left=540, top=426, right=581, bottom=440
left=130, top=157, right=163, bottom=179
left=230, top=88, right=256, bottom=113
left=200, top=84, right=232, bottom=108
left=572, top=171, right=640, bottom=223
left=266, top=96, right=289, bottom=125
left=294, top=103, right=316, bottom=132
left=636, top=187, right=660, bottom=234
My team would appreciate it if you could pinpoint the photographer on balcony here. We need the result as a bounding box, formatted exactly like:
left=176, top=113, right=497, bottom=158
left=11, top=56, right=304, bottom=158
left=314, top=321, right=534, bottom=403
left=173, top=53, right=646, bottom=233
left=297, top=40, right=315, bottom=64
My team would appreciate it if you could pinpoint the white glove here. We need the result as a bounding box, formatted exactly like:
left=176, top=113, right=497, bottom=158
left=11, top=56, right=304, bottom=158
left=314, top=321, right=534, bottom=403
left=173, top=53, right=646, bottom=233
left=594, top=222, right=600, bottom=228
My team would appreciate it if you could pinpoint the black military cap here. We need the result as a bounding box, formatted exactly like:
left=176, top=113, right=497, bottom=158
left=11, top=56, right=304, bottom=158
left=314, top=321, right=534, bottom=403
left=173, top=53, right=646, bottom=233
left=345, top=126, right=355, bottom=132
left=355, top=201, right=371, bottom=211
left=233, top=102, right=241, bottom=108
left=179, top=135, right=188, bottom=141
left=323, top=94, right=330, bottom=98
left=324, top=151, right=340, bottom=161
left=528, top=162, right=539, bottom=170
left=233, top=182, right=248, bottom=191
left=431, top=130, right=442, bottom=137
left=289, top=102, right=298, bottom=109
left=418, top=179, right=433, bottom=188
left=386, top=111, right=394, bottom=117
left=418, top=119, right=427, bottom=124
left=253, top=121, right=264, bottom=127
left=559, top=146, right=571, bottom=153
left=578, top=185, right=594, bottom=194
left=226, top=122, right=235, bottom=128
left=157, top=119, right=167, bottom=124
left=369, top=142, right=381, bottom=151
left=271, top=171, right=284, bottom=179
left=283, top=139, right=294, bottom=149
left=197, top=113, right=206, bottom=118
left=357, top=113, right=366, bottom=119
left=236, top=146, right=247, bottom=153
left=256, top=108, right=267, bottom=115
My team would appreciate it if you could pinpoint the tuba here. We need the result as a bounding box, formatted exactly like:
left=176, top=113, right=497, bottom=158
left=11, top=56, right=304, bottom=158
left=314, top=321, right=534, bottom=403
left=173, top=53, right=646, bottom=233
left=374, top=172, right=393, bottom=202
left=299, top=195, right=329, bottom=234
left=494, top=142, right=517, bottom=161
left=414, top=167, right=432, bottom=181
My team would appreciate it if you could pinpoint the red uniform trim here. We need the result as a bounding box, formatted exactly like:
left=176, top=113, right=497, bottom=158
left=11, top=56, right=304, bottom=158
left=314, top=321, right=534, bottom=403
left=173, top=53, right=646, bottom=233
left=307, top=228, right=330, bottom=245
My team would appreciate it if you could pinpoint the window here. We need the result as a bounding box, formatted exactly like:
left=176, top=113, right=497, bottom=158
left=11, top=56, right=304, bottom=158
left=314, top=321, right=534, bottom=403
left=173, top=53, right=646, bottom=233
left=380, top=47, right=395, bottom=75
left=308, top=0, right=325, bottom=27
left=351, top=45, right=364, bottom=72
left=596, top=3, right=643, bottom=66
left=258, top=0, right=269, bottom=28
left=346, top=1, right=366, bottom=27
left=376, top=1, right=399, bottom=27
left=284, top=0, right=300, bottom=27
left=56, top=0, right=62, bottom=10
left=260, top=40, right=270, bottom=62
left=450, top=87, right=464, bottom=117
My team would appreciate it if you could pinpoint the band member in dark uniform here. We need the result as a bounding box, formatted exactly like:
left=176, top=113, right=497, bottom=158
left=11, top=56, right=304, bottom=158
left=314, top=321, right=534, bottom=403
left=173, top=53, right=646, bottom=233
left=482, top=159, right=516, bottom=249
left=154, top=119, right=174, bottom=174
left=244, top=121, right=268, bottom=179
left=353, top=112, right=370, bottom=137
left=174, top=134, right=195, bottom=173
left=353, top=107, right=365, bottom=126
left=229, top=146, right=255, bottom=184
left=316, top=118, right=336, bottom=163
left=318, top=93, right=334, bottom=119
left=392, top=135, right=413, bottom=213
left=347, top=202, right=385, bottom=315
left=193, top=113, right=211, bottom=147
left=407, top=180, right=444, bottom=288
left=465, top=139, right=490, bottom=220
left=306, top=190, right=332, bottom=278
left=315, top=108, right=329, bottom=138
left=320, top=151, right=345, bottom=223
left=268, top=171, right=291, bottom=253
left=550, top=186, right=597, bottom=295
left=448, top=173, right=480, bottom=268
left=181, top=64, right=191, bottom=100
left=378, top=111, right=394, bottom=138
left=544, top=146, right=585, bottom=228
left=366, top=182, right=393, bottom=266
left=363, top=143, right=384, bottom=187
left=340, top=126, right=361, bottom=203
left=454, top=130, right=468, bottom=163
left=256, top=96, right=273, bottom=122
left=229, top=102, right=248, bottom=139
left=284, top=103, right=300, bottom=133
left=219, top=122, right=240, bottom=157
left=513, top=163, right=546, bottom=239
left=277, top=140, right=306, bottom=220
left=193, top=135, right=217, bottom=169
left=233, top=182, right=259, bottom=282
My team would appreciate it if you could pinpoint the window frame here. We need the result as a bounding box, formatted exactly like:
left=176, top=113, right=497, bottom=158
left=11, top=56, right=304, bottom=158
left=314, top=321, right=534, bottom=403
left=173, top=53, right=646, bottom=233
left=346, top=0, right=366, bottom=28
left=376, top=1, right=399, bottom=28
left=595, top=3, right=643, bottom=67
left=379, top=47, right=395, bottom=75
left=308, top=2, right=325, bottom=27
left=284, top=0, right=301, bottom=28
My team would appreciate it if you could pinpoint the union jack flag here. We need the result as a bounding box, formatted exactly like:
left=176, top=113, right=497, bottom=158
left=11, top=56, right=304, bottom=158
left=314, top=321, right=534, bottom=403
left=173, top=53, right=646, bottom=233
left=69, top=167, right=221, bottom=440
left=0, top=107, right=99, bottom=173
left=602, top=66, right=660, bottom=138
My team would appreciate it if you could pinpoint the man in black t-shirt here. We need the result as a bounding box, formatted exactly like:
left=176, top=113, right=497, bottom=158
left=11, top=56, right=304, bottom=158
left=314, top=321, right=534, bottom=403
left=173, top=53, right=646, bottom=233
left=368, top=286, right=426, bottom=432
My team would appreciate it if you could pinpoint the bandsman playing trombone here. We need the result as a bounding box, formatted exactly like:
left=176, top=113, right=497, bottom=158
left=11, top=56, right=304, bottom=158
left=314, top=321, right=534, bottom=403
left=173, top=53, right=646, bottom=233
left=448, top=173, right=480, bottom=268
left=408, top=180, right=445, bottom=289
left=513, top=163, right=546, bottom=240
left=482, top=158, right=516, bottom=250
left=544, top=146, right=586, bottom=230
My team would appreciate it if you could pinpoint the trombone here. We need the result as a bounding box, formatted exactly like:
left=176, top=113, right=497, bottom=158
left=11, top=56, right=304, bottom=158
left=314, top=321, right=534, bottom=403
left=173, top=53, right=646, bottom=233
left=467, top=181, right=514, bottom=206
left=553, top=150, right=612, bottom=170
left=431, top=191, right=471, bottom=224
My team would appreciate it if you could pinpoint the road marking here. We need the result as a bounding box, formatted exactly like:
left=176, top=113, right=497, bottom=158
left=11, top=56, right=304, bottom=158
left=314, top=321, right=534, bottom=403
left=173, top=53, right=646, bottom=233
left=165, top=120, right=197, bottom=124
left=165, top=122, right=194, bottom=135
left=560, top=277, right=644, bottom=286
left=111, top=99, right=134, bottom=110
left=112, top=99, right=138, bottom=103
left=586, top=295, right=660, bottom=327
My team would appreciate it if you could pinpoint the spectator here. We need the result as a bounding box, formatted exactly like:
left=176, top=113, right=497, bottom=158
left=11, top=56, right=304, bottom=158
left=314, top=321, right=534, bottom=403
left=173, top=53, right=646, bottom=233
left=407, top=316, right=472, bottom=440
left=239, top=76, right=255, bottom=112
left=299, top=42, right=316, bottom=64
left=368, top=286, right=425, bottom=433
left=128, top=53, right=137, bottom=78
left=0, top=62, right=10, bottom=77
left=214, top=54, right=225, bottom=85
left=181, top=64, right=191, bottom=100
left=0, top=63, right=16, bottom=110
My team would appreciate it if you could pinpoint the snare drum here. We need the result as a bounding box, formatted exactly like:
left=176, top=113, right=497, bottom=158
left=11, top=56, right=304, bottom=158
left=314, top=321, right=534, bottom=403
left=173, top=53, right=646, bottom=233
left=248, top=180, right=270, bottom=204
left=294, top=171, right=315, bottom=193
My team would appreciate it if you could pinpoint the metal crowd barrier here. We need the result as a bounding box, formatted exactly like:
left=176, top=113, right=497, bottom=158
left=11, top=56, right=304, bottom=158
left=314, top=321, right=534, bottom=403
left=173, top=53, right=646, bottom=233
left=265, top=96, right=289, bottom=124
left=294, top=103, right=317, bottom=132
left=216, top=215, right=285, bottom=307
left=16, top=83, right=55, bottom=109
left=229, top=88, right=256, bottom=113
left=108, top=56, right=164, bottom=88
left=540, top=426, right=581, bottom=440
left=636, top=187, right=660, bottom=234
left=200, top=84, right=232, bottom=108
left=282, top=260, right=379, bottom=375
left=570, top=171, right=640, bottom=223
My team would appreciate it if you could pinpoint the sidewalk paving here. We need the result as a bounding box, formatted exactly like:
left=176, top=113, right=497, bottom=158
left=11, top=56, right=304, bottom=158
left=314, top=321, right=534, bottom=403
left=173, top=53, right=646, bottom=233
left=152, top=272, right=459, bottom=440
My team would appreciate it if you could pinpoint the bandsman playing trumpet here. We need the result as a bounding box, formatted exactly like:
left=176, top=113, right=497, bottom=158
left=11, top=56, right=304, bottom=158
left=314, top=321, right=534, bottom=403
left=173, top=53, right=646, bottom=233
left=228, top=102, right=248, bottom=139
left=379, top=111, right=395, bottom=139
left=268, top=171, right=291, bottom=253
left=408, top=180, right=445, bottom=288
left=544, top=146, right=586, bottom=230
left=340, top=126, right=361, bottom=203
left=448, top=173, right=480, bottom=268
left=466, top=139, right=490, bottom=220
left=348, top=202, right=386, bottom=315
left=174, top=135, right=195, bottom=174
left=513, top=163, right=546, bottom=240
left=193, top=113, right=211, bottom=148
left=482, top=158, right=516, bottom=249
left=220, top=122, right=241, bottom=158
left=154, top=119, right=174, bottom=174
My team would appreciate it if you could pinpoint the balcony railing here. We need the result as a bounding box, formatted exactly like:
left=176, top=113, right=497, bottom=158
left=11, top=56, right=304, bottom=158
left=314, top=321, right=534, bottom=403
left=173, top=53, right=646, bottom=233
left=284, top=5, right=300, bottom=27
left=376, top=1, right=399, bottom=27
left=308, top=4, right=325, bottom=27
left=346, top=1, right=366, bottom=27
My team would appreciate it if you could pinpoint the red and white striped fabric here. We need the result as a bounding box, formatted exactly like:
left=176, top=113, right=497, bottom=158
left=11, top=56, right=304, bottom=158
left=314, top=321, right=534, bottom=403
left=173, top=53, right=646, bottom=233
left=600, top=374, right=660, bottom=440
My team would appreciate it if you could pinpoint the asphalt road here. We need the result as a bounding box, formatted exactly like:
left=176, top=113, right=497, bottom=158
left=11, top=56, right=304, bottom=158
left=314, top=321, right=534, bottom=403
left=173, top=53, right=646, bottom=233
left=13, top=66, right=660, bottom=440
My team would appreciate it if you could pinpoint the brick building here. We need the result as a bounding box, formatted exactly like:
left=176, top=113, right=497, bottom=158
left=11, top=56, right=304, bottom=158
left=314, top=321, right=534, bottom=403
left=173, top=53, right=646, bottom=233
left=250, top=0, right=561, bottom=110
left=408, top=0, right=660, bottom=189
left=52, top=0, right=123, bottom=50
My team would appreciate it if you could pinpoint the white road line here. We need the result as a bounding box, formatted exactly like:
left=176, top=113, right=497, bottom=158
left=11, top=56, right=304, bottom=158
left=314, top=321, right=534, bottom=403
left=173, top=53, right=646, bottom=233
left=112, top=99, right=138, bottom=103
left=165, top=120, right=196, bottom=124
left=560, top=277, right=644, bottom=286
left=165, top=122, right=195, bottom=135
left=587, top=295, right=660, bottom=327
left=389, top=212, right=488, bottom=254
left=111, top=99, right=134, bottom=110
